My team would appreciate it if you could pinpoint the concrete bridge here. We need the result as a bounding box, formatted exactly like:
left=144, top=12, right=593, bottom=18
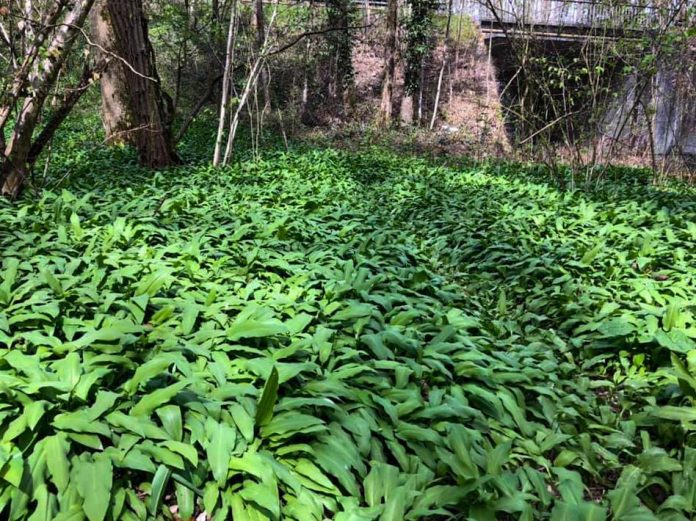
left=458, top=0, right=680, bottom=34
left=362, top=0, right=689, bottom=38
left=354, top=0, right=694, bottom=158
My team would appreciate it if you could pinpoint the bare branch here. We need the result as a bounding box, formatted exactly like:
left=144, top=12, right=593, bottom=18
left=267, top=24, right=371, bottom=57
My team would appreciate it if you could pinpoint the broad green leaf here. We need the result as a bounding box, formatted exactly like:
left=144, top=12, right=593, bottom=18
left=131, top=380, right=188, bottom=417
left=175, top=481, right=195, bottom=521
left=45, top=434, right=70, bottom=493
left=206, top=420, right=236, bottom=484
left=230, top=403, right=255, bottom=442
left=124, top=357, right=175, bottom=394
left=53, top=413, right=111, bottom=437
left=156, top=405, right=183, bottom=441
left=598, top=318, right=634, bottom=337
left=240, top=481, right=281, bottom=520
left=75, top=455, right=112, bottom=521
left=650, top=406, right=696, bottom=426
left=228, top=312, right=288, bottom=341
left=161, top=440, right=198, bottom=466
left=255, top=366, right=279, bottom=428
left=204, top=482, right=220, bottom=514
left=380, top=485, right=407, bottom=521
left=148, top=465, right=172, bottom=516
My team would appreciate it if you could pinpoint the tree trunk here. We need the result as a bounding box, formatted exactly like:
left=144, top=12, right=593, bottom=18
left=326, top=0, right=355, bottom=113
left=213, top=0, right=237, bottom=167
left=417, top=56, right=425, bottom=123
left=1, top=0, right=96, bottom=198
left=106, top=0, right=179, bottom=168
left=429, top=0, right=451, bottom=130
left=254, top=0, right=271, bottom=114
left=91, top=0, right=134, bottom=144
left=0, top=0, right=70, bottom=134
left=378, top=0, right=398, bottom=128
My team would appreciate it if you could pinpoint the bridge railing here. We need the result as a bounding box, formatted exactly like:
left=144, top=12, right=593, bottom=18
left=452, top=0, right=683, bottom=30
left=356, top=0, right=687, bottom=30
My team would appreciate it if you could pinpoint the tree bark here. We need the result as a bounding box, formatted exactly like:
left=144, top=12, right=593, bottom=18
left=91, top=0, right=134, bottom=144
left=106, top=0, right=179, bottom=168
left=254, top=0, right=271, bottom=114
left=1, top=0, right=96, bottom=198
left=325, top=0, right=355, bottom=113
left=378, top=0, right=398, bottom=128
left=0, top=0, right=70, bottom=134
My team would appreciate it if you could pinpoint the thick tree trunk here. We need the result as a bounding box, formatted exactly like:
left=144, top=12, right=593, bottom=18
left=378, top=0, right=398, bottom=128
left=91, top=0, right=134, bottom=144
left=106, top=0, right=179, bottom=168
left=1, top=0, right=96, bottom=198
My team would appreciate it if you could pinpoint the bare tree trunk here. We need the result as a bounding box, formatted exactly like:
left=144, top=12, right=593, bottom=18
left=0, top=0, right=70, bottom=133
left=213, top=0, right=237, bottom=167
left=221, top=3, right=278, bottom=166
left=417, top=56, right=425, bottom=123
left=641, top=97, right=658, bottom=179
left=429, top=0, right=451, bottom=130
left=223, top=58, right=264, bottom=165
left=106, top=0, right=179, bottom=168
left=255, top=0, right=271, bottom=114
left=91, top=0, right=134, bottom=144
left=300, top=0, right=313, bottom=122
left=1, top=0, right=96, bottom=198
left=377, top=0, right=398, bottom=128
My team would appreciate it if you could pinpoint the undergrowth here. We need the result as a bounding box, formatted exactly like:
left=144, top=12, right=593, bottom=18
left=0, top=125, right=695, bottom=520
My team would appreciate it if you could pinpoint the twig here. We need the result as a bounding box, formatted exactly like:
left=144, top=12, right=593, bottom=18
left=67, top=22, right=158, bottom=82
left=517, top=111, right=580, bottom=145
left=4, top=11, right=160, bottom=83
left=267, top=24, right=371, bottom=57
left=101, top=124, right=157, bottom=144
left=174, top=74, right=223, bottom=144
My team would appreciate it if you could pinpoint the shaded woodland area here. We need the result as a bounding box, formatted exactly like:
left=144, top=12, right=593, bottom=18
left=0, top=1, right=695, bottom=520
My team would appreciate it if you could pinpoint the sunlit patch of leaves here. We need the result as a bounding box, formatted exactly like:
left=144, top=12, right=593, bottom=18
left=0, top=145, right=694, bottom=520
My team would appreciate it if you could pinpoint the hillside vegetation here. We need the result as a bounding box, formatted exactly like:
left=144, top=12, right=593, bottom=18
left=0, top=138, right=695, bottom=520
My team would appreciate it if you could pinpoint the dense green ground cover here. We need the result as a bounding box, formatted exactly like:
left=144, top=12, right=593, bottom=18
left=0, top=136, right=695, bottom=520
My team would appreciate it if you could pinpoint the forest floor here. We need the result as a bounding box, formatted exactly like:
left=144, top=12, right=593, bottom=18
left=0, top=121, right=695, bottom=520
